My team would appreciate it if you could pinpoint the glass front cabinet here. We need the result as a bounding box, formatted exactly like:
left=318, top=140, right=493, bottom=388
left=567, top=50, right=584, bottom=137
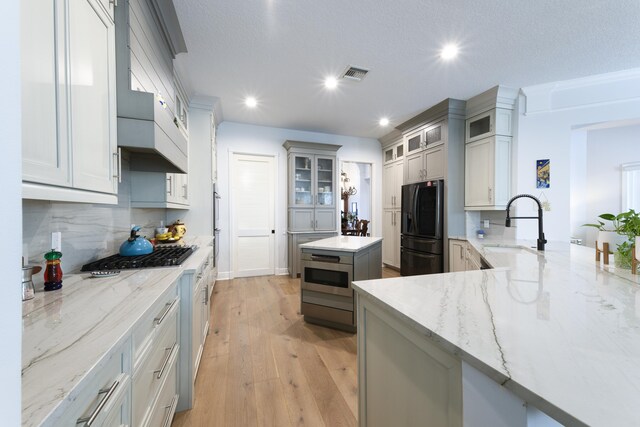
left=284, top=141, right=341, bottom=232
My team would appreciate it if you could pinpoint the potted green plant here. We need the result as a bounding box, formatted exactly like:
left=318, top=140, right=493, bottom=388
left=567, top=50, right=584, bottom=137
left=583, top=210, right=640, bottom=268
left=616, top=209, right=640, bottom=269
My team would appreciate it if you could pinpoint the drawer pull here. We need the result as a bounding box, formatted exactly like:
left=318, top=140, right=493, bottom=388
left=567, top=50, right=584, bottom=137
left=310, top=254, right=340, bottom=263
left=154, top=298, right=177, bottom=325
left=162, top=395, right=179, bottom=427
left=76, top=380, right=119, bottom=426
left=154, top=343, right=176, bottom=379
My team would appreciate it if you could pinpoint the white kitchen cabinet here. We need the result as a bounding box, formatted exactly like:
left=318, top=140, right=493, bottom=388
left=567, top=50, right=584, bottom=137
left=449, top=239, right=467, bottom=272
left=177, top=246, right=214, bottom=411
left=383, top=140, right=404, bottom=164
left=21, top=0, right=118, bottom=204
left=466, top=108, right=514, bottom=143
left=464, top=136, right=511, bottom=210
left=448, top=239, right=486, bottom=271
left=383, top=161, right=404, bottom=210
left=132, top=299, right=179, bottom=427
left=130, top=171, right=190, bottom=209
left=405, top=145, right=444, bottom=184
left=382, top=209, right=401, bottom=269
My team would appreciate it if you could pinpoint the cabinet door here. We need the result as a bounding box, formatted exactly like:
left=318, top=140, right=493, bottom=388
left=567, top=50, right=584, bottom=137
left=465, top=138, right=494, bottom=207
left=316, top=156, right=336, bottom=208
left=382, top=163, right=395, bottom=209
left=405, top=151, right=425, bottom=184
left=466, top=110, right=495, bottom=143
left=405, top=130, right=423, bottom=155
left=289, top=209, right=314, bottom=232
left=315, top=209, right=336, bottom=231
left=21, top=0, right=71, bottom=187
left=291, top=155, right=313, bottom=206
left=395, top=142, right=404, bottom=161
left=175, top=173, right=189, bottom=205
left=382, top=210, right=400, bottom=267
left=383, top=146, right=395, bottom=164
left=449, top=240, right=467, bottom=272
left=69, top=0, right=117, bottom=194
left=425, top=146, right=444, bottom=180
left=192, top=281, right=204, bottom=380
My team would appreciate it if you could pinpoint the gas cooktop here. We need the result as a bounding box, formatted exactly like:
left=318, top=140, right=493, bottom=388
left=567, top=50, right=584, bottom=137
left=81, top=246, right=196, bottom=272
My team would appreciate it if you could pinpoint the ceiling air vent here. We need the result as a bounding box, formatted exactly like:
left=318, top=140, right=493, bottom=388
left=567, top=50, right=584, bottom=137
left=341, top=66, right=369, bottom=82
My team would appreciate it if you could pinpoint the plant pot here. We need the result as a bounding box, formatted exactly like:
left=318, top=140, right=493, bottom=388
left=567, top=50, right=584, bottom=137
left=597, top=231, right=624, bottom=252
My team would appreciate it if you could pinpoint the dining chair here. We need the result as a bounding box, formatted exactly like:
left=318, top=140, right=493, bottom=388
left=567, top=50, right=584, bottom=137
left=359, top=220, right=369, bottom=236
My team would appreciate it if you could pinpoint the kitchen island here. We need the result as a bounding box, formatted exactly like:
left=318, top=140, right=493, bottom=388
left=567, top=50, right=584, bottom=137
left=353, top=239, right=640, bottom=426
left=300, top=236, right=382, bottom=331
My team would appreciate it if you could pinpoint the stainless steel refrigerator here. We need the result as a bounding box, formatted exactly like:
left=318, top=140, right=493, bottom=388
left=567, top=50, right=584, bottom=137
left=400, top=179, right=444, bottom=276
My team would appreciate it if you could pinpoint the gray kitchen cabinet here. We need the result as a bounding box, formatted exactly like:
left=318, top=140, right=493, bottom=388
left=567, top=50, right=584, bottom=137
left=284, top=141, right=341, bottom=276
left=383, top=159, right=404, bottom=210
left=464, top=86, right=517, bottom=210
left=130, top=171, right=190, bottom=209
left=464, top=136, right=511, bottom=209
left=287, top=232, right=338, bottom=278
left=449, top=239, right=468, bottom=272
left=381, top=209, right=401, bottom=269
left=383, top=140, right=405, bottom=164
left=21, top=0, right=118, bottom=204
left=404, top=121, right=446, bottom=184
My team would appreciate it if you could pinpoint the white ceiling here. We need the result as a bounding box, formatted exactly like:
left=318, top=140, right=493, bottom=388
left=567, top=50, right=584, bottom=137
left=173, top=0, right=640, bottom=139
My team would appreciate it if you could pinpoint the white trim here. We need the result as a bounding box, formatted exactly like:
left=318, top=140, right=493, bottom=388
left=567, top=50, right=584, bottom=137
left=340, top=159, right=375, bottom=236
left=621, top=162, right=640, bottom=212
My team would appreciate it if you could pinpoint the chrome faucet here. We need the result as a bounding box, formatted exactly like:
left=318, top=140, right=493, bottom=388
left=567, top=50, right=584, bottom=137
left=505, top=194, right=547, bottom=251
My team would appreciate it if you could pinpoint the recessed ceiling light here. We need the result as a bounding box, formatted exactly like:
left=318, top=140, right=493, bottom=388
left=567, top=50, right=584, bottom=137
left=245, top=96, right=257, bottom=108
left=324, top=76, right=338, bottom=89
left=440, top=43, right=459, bottom=60
left=379, top=117, right=390, bottom=127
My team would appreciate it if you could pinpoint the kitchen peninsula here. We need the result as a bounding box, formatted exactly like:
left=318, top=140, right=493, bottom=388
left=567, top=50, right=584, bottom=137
left=353, top=239, right=640, bottom=426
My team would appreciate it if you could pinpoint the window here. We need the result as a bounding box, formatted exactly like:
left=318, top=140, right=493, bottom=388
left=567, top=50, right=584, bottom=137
left=622, top=162, right=640, bottom=211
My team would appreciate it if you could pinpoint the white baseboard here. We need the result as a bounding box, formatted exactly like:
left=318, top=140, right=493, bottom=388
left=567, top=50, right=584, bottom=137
left=217, top=271, right=231, bottom=280
left=215, top=269, right=289, bottom=280
left=276, top=268, right=289, bottom=276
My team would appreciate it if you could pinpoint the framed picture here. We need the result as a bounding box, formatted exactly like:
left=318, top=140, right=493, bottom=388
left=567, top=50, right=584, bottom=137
left=536, top=159, right=550, bottom=189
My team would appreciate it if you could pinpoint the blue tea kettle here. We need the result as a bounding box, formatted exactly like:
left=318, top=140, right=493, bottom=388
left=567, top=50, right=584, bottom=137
left=119, top=226, right=154, bottom=256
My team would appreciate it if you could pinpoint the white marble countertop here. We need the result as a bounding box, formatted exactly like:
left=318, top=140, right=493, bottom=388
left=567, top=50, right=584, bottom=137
left=353, top=239, right=640, bottom=426
left=299, top=235, right=383, bottom=252
left=22, top=236, right=212, bottom=427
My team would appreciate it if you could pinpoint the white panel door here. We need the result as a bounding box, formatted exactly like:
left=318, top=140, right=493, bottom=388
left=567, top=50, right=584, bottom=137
left=231, top=153, right=276, bottom=278
left=69, top=0, right=116, bottom=194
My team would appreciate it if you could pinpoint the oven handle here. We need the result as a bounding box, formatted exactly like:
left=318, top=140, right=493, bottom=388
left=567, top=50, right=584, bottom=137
left=310, top=254, right=340, bottom=263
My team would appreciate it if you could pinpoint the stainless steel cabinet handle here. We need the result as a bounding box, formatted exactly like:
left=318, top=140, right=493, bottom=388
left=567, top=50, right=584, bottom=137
left=167, top=176, right=173, bottom=195
left=488, top=187, right=492, bottom=202
left=154, top=343, right=175, bottom=379
left=162, top=395, right=178, bottom=427
left=203, top=284, right=208, bottom=305
left=112, top=149, right=121, bottom=183
left=183, top=184, right=188, bottom=198
left=315, top=220, right=318, bottom=228
left=154, top=298, right=177, bottom=325
left=109, top=0, right=118, bottom=6
left=76, top=380, right=119, bottom=426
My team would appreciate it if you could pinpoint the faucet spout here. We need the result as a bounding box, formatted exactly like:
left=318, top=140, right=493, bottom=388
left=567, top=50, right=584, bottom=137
left=504, top=194, right=547, bottom=251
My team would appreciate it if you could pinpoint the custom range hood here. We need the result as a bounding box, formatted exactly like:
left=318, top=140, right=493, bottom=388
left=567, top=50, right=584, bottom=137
left=115, top=0, right=189, bottom=173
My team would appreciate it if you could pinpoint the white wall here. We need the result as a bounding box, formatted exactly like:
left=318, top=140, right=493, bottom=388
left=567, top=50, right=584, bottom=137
left=570, top=123, right=640, bottom=246
left=216, top=121, right=381, bottom=278
left=2, top=0, right=22, bottom=422
left=516, top=69, right=640, bottom=243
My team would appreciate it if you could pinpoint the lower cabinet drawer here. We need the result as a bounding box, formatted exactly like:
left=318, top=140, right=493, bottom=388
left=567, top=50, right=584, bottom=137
left=132, top=305, right=179, bottom=426
left=302, top=302, right=353, bottom=325
left=147, top=356, right=179, bottom=427
left=96, top=374, right=131, bottom=427
left=53, top=349, right=127, bottom=427
left=132, top=291, right=179, bottom=370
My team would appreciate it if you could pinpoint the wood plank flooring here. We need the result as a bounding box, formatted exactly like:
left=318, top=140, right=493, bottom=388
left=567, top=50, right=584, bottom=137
left=172, top=268, right=400, bottom=427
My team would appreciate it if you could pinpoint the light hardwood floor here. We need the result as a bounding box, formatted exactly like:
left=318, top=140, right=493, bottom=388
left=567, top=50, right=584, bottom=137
left=172, top=267, right=400, bottom=427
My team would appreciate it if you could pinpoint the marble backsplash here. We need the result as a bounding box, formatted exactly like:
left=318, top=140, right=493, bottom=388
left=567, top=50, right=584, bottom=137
left=22, top=156, right=166, bottom=284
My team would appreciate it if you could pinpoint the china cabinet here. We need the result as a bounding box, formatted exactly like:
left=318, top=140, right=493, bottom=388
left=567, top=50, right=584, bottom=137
left=284, top=140, right=341, bottom=277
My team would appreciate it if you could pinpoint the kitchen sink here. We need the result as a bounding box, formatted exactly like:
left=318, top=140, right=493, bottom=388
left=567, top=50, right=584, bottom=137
left=482, top=245, right=539, bottom=255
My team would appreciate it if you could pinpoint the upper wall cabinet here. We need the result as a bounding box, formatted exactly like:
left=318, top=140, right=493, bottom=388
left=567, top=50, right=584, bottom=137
left=21, top=0, right=119, bottom=204
left=115, top=0, right=189, bottom=174
left=464, top=86, right=518, bottom=210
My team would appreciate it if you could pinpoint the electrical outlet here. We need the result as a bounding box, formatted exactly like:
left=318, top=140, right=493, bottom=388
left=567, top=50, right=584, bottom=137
left=51, top=232, right=62, bottom=252
left=483, top=219, right=490, bottom=228
left=542, top=201, right=551, bottom=212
